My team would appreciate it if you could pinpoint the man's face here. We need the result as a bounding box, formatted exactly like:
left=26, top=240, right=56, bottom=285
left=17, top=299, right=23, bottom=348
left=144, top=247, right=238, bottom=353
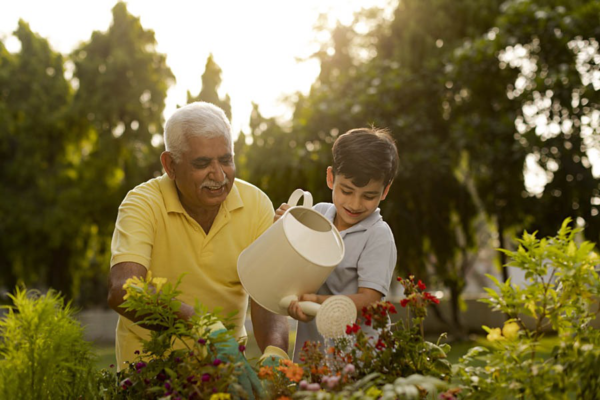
left=327, top=167, right=390, bottom=231
left=171, top=135, right=235, bottom=211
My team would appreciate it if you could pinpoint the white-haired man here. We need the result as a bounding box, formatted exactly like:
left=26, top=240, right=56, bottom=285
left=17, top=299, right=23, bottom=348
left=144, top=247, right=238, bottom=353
left=108, top=102, right=289, bottom=396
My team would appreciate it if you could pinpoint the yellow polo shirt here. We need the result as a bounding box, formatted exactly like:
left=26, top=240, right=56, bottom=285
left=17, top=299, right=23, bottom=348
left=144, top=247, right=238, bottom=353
left=110, top=174, right=274, bottom=367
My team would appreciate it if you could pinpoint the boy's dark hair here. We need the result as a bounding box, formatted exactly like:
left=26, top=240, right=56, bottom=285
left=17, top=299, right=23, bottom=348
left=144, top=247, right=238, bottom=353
left=331, top=127, right=399, bottom=187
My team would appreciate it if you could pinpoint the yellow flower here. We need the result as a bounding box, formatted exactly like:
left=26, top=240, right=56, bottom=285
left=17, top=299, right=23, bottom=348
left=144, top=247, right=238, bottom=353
left=122, top=276, right=145, bottom=290
left=502, top=321, right=520, bottom=340
left=210, top=394, right=231, bottom=400
left=486, top=328, right=505, bottom=342
left=365, top=386, right=382, bottom=397
left=152, top=277, right=167, bottom=293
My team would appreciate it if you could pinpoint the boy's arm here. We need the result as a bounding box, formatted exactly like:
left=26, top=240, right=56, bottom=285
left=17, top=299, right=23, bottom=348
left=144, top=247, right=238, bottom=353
left=288, top=287, right=383, bottom=322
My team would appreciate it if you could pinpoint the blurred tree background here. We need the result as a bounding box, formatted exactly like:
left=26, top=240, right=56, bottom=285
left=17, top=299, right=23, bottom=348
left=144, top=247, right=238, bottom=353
left=1, top=0, right=599, bottom=335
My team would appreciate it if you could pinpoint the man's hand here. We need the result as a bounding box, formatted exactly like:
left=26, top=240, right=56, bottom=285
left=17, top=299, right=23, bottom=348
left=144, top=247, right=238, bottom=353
left=209, top=325, right=263, bottom=399
left=273, top=203, right=290, bottom=223
left=258, top=345, right=290, bottom=368
left=288, top=294, right=320, bottom=322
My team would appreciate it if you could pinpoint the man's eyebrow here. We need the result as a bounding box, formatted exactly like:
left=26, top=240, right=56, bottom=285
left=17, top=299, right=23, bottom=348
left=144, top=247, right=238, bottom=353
left=191, top=156, right=212, bottom=163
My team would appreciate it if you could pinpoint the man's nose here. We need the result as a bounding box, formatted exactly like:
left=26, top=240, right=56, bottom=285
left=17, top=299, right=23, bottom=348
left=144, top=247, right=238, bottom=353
left=209, top=161, right=225, bottom=181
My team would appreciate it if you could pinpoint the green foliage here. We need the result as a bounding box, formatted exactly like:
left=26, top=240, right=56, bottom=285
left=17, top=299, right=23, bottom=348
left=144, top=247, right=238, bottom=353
left=97, top=273, right=248, bottom=399
left=0, top=287, right=98, bottom=399
left=454, top=218, right=600, bottom=399
left=0, top=20, right=82, bottom=296
left=0, top=2, right=174, bottom=304
left=186, top=53, right=232, bottom=120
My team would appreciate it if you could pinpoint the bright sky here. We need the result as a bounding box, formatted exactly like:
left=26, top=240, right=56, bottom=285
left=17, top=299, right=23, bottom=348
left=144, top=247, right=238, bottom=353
left=1, top=0, right=392, bottom=136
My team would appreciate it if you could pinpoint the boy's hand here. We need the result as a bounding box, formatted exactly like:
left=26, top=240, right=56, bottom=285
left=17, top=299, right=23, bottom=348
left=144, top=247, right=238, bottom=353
left=288, top=294, right=319, bottom=322
left=274, top=203, right=290, bottom=222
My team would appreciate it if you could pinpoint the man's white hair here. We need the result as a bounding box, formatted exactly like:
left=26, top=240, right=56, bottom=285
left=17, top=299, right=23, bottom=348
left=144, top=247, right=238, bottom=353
left=164, top=102, right=232, bottom=162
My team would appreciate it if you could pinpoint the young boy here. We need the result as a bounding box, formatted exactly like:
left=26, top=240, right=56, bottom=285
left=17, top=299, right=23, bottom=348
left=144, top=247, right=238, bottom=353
left=274, top=127, right=399, bottom=362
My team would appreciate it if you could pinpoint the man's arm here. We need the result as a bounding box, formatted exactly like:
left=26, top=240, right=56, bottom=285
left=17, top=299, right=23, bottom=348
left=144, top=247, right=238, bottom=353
left=107, top=262, right=195, bottom=328
left=250, top=299, right=289, bottom=353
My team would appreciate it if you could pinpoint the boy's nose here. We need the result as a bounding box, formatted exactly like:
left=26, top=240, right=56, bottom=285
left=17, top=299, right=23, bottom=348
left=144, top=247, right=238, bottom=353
left=348, top=195, right=361, bottom=211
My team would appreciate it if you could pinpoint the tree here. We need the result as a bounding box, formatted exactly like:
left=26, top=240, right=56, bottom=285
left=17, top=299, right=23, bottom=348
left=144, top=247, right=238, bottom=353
left=69, top=1, right=174, bottom=303
left=186, top=53, right=232, bottom=120
left=448, top=0, right=600, bottom=276
left=0, top=21, right=84, bottom=297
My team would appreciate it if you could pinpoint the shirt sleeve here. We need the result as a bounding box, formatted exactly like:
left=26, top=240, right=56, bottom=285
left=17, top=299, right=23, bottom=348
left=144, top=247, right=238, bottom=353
left=356, top=223, right=397, bottom=296
left=110, top=191, right=156, bottom=269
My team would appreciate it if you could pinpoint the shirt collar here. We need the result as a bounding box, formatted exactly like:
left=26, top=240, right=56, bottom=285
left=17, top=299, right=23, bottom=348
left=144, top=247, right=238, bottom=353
left=159, top=174, right=244, bottom=214
left=323, top=204, right=382, bottom=234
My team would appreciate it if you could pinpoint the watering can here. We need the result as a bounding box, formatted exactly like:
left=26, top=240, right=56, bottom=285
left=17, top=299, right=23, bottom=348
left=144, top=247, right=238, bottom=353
left=238, top=189, right=357, bottom=338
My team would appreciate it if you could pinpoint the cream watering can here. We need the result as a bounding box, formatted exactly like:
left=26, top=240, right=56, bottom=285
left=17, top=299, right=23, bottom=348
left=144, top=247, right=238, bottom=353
left=237, top=189, right=357, bottom=338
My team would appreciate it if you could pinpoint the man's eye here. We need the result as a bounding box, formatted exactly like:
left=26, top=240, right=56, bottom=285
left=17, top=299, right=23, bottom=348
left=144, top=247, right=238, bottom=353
left=194, top=163, right=209, bottom=169
left=341, top=190, right=351, bottom=195
left=364, top=196, right=376, bottom=201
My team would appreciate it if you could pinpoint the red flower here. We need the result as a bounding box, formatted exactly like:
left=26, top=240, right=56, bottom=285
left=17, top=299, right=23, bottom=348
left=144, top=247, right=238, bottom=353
left=417, top=280, right=426, bottom=290
left=388, top=303, right=397, bottom=314
left=375, top=339, right=386, bottom=350
left=424, top=292, right=440, bottom=304
left=397, top=277, right=403, bottom=282
left=345, top=323, right=361, bottom=334
left=400, top=298, right=410, bottom=307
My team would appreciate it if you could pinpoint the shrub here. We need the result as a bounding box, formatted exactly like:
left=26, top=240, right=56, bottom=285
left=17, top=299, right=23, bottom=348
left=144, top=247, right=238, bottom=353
left=97, top=272, right=247, bottom=399
left=454, top=218, right=600, bottom=399
left=0, top=287, right=98, bottom=399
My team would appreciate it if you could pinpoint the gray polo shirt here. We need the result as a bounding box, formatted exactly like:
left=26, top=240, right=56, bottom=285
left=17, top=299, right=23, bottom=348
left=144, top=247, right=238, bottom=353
left=292, top=202, right=397, bottom=362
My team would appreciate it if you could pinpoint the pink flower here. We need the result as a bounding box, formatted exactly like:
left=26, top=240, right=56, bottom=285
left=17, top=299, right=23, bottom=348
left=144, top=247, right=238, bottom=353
left=307, top=383, right=321, bottom=391
left=343, top=364, right=356, bottom=374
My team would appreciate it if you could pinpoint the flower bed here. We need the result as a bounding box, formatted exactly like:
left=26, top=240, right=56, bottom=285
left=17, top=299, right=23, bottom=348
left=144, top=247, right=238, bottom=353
left=1, top=218, right=598, bottom=399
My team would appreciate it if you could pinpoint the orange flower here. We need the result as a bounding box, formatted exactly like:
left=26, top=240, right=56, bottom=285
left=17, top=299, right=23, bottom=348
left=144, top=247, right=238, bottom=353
left=258, top=366, right=274, bottom=379
left=327, top=346, right=335, bottom=354
left=284, top=364, right=304, bottom=382
left=281, top=359, right=293, bottom=367
left=317, top=366, right=329, bottom=375
left=277, top=397, right=292, bottom=400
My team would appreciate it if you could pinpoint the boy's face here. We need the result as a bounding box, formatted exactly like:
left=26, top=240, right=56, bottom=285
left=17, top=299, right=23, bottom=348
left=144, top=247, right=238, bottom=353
left=326, top=167, right=391, bottom=231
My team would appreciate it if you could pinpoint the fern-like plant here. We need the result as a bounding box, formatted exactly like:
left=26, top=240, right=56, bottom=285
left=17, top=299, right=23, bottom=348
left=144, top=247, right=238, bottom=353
left=0, top=287, right=98, bottom=399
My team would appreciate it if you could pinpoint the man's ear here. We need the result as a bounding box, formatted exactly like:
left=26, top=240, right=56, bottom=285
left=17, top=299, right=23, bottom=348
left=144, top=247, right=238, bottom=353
left=326, top=166, right=335, bottom=190
left=161, top=151, right=176, bottom=179
left=381, top=181, right=392, bottom=200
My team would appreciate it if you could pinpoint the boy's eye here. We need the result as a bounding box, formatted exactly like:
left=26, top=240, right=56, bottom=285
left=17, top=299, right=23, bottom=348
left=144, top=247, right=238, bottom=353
left=341, top=190, right=352, bottom=195
left=364, top=196, right=376, bottom=201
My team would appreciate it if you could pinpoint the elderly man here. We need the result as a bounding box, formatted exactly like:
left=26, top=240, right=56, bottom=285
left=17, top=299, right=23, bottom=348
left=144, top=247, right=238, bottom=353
left=107, top=102, right=289, bottom=384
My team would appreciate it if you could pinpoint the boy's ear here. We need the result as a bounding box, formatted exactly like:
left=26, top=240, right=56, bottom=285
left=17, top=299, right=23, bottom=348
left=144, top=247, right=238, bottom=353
left=326, top=167, right=335, bottom=190
left=381, top=182, right=392, bottom=200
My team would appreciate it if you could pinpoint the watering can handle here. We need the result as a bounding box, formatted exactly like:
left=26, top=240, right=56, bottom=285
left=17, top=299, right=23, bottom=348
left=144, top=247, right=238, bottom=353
left=287, top=189, right=313, bottom=208
left=279, top=295, right=320, bottom=316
